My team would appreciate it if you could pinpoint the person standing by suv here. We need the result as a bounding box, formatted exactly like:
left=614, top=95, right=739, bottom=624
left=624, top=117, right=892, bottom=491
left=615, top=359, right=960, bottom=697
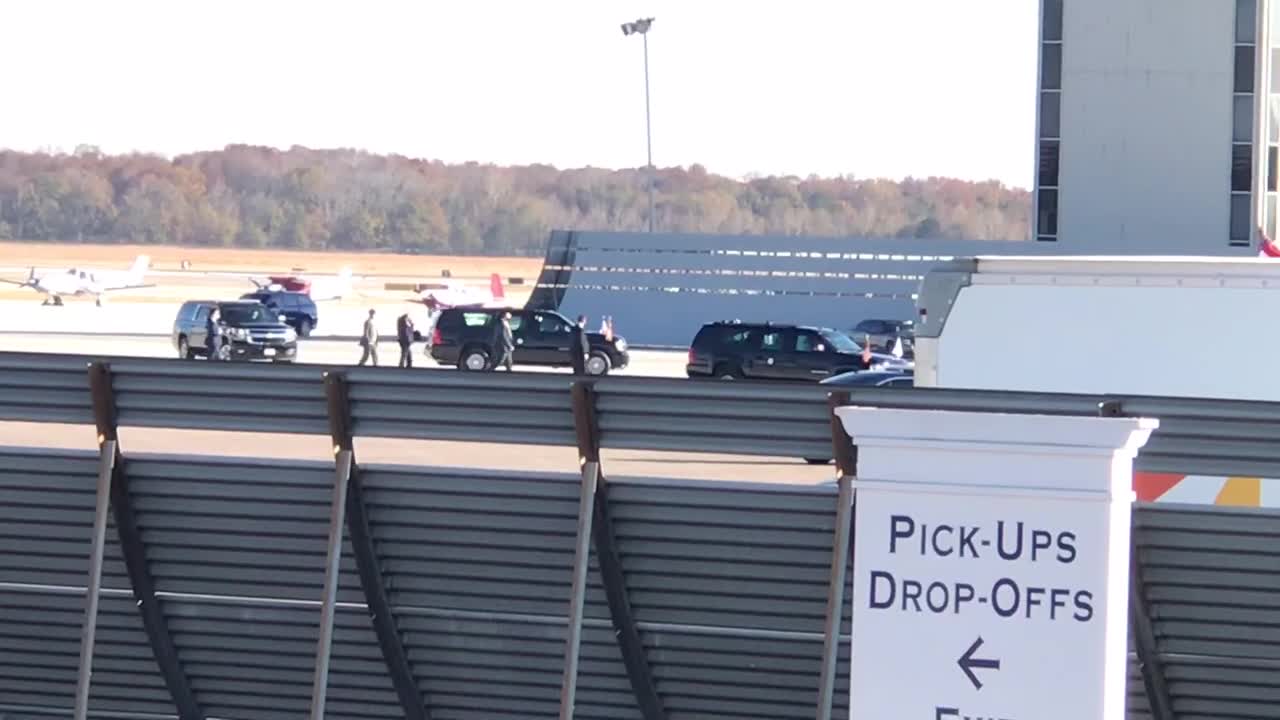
left=358, top=309, right=379, bottom=366
left=572, top=314, right=590, bottom=375
left=396, top=313, right=415, bottom=368
left=205, top=307, right=224, bottom=361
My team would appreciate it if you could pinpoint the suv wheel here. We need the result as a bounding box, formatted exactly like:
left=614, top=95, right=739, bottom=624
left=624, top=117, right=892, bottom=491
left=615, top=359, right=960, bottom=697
left=585, top=352, right=612, bottom=376
left=460, top=348, right=490, bottom=371
left=714, top=363, right=742, bottom=380
left=298, top=319, right=312, bottom=337
left=177, top=336, right=192, bottom=359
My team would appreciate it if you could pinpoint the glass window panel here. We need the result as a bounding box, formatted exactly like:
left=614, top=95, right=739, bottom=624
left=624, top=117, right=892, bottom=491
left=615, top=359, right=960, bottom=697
left=1038, top=140, right=1060, bottom=188
left=1042, top=0, right=1063, bottom=42
left=1236, top=45, right=1256, bottom=93
left=1238, top=0, right=1257, bottom=43
left=1230, top=192, right=1251, bottom=242
left=1271, top=146, right=1279, bottom=192
left=1232, top=143, right=1253, bottom=192
left=1269, top=193, right=1278, bottom=240
left=1235, top=94, right=1254, bottom=142
left=1037, top=189, right=1058, bottom=236
left=1041, top=44, right=1062, bottom=91
left=1272, top=96, right=1280, bottom=143
left=1040, top=91, right=1061, bottom=138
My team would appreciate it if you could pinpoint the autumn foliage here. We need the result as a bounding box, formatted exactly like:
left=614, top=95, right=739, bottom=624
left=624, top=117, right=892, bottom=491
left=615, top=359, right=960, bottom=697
left=0, top=145, right=1031, bottom=256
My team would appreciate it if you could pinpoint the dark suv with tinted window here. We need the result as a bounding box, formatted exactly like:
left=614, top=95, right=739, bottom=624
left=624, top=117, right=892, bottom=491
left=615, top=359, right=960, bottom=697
left=240, top=290, right=320, bottom=337
left=172, top=300, right=299, bottom=362
left=429, top=307, right=629, bottom=374
left=685, top=321, right=909, bottom=381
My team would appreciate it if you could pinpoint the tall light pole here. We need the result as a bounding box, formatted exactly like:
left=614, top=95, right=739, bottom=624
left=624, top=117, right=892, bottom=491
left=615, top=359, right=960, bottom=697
left=621, top=17, right=656, bottom=233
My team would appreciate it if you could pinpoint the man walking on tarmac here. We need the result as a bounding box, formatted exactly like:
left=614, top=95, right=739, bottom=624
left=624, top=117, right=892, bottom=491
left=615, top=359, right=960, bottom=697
left=358, top=309, right=379, bottom=366
left=396, top=313, right=415, bottom=368
left=493, top=311, right=515, bottom=371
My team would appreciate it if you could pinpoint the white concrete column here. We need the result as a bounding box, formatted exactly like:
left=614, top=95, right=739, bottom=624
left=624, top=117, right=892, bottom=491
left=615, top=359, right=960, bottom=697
left=837, top=407, right=1156, bottom=720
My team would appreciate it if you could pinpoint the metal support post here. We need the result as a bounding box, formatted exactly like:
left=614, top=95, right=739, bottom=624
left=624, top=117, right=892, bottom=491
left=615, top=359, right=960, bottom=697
left=87, top=361, right=204, bottom=720
left=1130, top=519, right=1175, bottom=720
left=309, top=448, right=354, bottom=720
left=816, top=391, right=857, bottom=720
left=73, top=438, right=116, bottom=720
left=559, top=459, right=600, bottom=719
left=324, top=372, right=429, bottom=720
left=560, top=381, right=665, bottom=720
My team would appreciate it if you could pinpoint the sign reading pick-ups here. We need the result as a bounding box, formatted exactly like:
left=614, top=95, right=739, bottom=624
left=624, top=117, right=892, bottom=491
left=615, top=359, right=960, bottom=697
left=837, top=406, right=1156, bottom=720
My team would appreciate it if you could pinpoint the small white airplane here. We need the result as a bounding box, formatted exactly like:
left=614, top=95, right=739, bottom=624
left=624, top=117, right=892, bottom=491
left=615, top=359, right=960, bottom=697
left=0, top=255, right=153, bottom=306
left=410, top=273, right=506, bottom=311
left=249, top=266, right=354, bottom=301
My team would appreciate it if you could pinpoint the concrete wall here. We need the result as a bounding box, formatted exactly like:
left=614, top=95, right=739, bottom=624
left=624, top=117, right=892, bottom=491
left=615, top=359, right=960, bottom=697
left=1048, top=0, right=1242, bottom=253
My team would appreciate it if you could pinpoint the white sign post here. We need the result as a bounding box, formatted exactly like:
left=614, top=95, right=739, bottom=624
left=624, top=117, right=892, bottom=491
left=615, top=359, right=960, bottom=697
left=837, top=407, right=1156, bottom=720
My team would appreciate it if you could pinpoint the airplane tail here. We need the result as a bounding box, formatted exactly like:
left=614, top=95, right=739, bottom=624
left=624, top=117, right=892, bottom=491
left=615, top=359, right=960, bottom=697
left=490, top=273, right=505, bottom=301
left=128, top=255, right=151, bottom=282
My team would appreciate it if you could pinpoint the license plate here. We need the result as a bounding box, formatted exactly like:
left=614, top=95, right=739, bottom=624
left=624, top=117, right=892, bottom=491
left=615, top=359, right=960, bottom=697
left=264, top=348, right=276, bottom=357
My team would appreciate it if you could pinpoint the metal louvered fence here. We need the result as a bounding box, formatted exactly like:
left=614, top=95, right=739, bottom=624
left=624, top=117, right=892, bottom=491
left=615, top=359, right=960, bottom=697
left=0, top=351, right=1278, bottom=720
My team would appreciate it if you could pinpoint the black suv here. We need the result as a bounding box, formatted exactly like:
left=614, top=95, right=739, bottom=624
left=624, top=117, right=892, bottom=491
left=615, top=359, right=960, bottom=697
left=172, top=300, right=299, bottom=362
left=240, top=290, right=320, bottom=337
left=429, top=307, right=630, bottom=374
left=686, top=321, right=909, bottom=381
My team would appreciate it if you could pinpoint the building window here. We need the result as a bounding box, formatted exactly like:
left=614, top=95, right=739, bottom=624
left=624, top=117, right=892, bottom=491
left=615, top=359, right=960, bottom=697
left=1041, top=44, right=1062, bottom=91
left=1270, top=146, right=1279, bottom=192
left=1042, top=0, right=1063, bottom=42
left=1234, top=94, right=1254, bottom=141
left=1230, top=193, right=1251, bottom=243
left=1040, top=91, right=1061, bottom=138
left=1039, top=141, right=1060, bottom=187
left=1037, top=189, right=1058, bottom=236
left=1233, top=143, right=1253, bottom=192
left=1236, top=45, right=1256, bottom=93
left=1238, top=0, right=1257, bottom=43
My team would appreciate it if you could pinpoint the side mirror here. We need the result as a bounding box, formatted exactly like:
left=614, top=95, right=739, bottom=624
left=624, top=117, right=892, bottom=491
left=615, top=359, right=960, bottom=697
left=279, top=315, right=288, bottom=323
left=815, top=344, right=826, bottom=353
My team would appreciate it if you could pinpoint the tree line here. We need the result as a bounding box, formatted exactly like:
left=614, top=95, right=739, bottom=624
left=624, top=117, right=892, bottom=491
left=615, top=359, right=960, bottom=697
left=0, top=145, right=1031, bottom=256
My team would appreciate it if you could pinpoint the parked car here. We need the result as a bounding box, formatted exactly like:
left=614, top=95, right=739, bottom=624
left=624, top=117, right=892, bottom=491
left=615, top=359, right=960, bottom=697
left=240, top=289, right=320, bottom=337
left=429, top=307, right=629, bottom=374
left=172, top=300, right=299, bottom=362
left=851, top=318, right=915, bottom=359
left=686, top=320, right=910, bottom=381
left=820, top=369, right=914, bottom=387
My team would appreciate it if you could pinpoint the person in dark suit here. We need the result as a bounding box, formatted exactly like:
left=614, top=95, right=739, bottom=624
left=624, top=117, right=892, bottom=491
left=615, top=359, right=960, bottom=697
left=396, top=313, right=415, bottom=368
left=493, top=312, right=515, bottom=371
left=205, top=306, right=223, bottom=361
left=572, top=314, right=590, bottom=375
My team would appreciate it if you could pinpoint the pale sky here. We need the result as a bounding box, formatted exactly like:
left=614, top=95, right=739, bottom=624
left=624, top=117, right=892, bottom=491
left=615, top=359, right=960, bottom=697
left=0, top=0, right=1038, bottom=188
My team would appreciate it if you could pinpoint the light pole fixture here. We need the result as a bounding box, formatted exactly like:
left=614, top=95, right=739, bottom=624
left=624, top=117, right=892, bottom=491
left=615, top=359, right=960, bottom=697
left=621, top=17, right=656, bottom=233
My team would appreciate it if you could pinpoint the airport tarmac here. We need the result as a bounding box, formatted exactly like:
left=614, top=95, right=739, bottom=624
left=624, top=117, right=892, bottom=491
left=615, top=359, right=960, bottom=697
left=0, top=299, right=830, bottom=484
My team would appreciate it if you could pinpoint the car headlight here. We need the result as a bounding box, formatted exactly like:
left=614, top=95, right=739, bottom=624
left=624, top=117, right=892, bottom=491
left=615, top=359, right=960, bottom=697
left=284, top=328, right=297, bottom=342
left=615, top=338, right=627, bottom=351
left=228, top=327, right=249, bottom=340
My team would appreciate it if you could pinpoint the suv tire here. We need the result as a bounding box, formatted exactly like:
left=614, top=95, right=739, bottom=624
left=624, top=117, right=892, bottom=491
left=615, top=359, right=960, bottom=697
left=459, top=346, right=491, bottom=371
left=713, top=363, right=742, bottom=380
left=585, top=351, right=612, bottom=376
left=298, top=319, right=312, bottom=337
left=177, top=336, right=193, bottom=359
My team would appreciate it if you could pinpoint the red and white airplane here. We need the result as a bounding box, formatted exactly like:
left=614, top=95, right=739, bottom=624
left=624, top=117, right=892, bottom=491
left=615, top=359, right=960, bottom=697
left=410, top=273, right=506, bottom=311
left=249, top=267, right=353, bottom=300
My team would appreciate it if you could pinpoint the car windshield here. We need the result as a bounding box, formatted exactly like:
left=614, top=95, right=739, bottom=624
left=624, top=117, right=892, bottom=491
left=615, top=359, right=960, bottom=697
left=822, top=331, right=860, bottom=353
left=221, top=304, right=274, bottom=324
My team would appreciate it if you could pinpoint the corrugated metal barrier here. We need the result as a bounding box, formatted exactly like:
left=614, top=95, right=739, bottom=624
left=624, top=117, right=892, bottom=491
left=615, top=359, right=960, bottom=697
left=0, top=351, right=1278, bottom=719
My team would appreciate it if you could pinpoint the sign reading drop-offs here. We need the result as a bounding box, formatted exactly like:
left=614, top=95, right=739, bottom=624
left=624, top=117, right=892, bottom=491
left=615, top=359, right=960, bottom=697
left=836, top=406, right=1156, bottom=720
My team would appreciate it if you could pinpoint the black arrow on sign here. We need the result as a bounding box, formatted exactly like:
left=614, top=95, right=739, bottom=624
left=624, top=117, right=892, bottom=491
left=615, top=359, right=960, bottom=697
left=958, top=636, right=1001, bottom=690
